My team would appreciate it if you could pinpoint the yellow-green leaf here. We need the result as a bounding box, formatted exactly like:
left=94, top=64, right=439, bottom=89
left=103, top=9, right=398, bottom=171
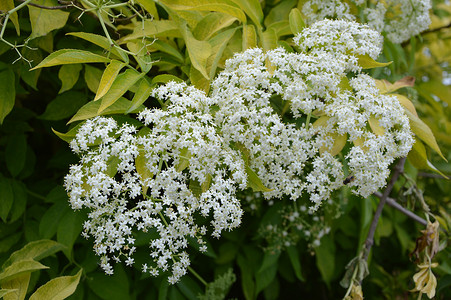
left=246, top=166, right=272, bottom=192
left=262, top=29, right=277, bottom=52
left=312, top=115, right=330, bottom=129
left=127, top=79, right=153, bottom=114
left=289, top=8, right=305, bottom=35
left=98, top=69, right=145, bottom=113
left=393, top=94, right=418, bottom=117
left=176, top=148, right=191, bottom=172
left=407, top=139, right=446, bottom=177
left=2, top=240, right=65, bottom=269
left=119, top=20, right=181, bottom=43
left=357, top=54, right=391, bottom=69
left=1, top=273, right=30, bottom=300
left=151, top=74, right=183, bottom=85
left=52, top=123, right=84, bottom=143
left=242, top=24, right=257, bottom=50
left=94, top=60, right=127, bottom=101
left=375, top=76, right=415, bottom=94
left=67, top=32, right=127, bottom=62
left=403, top=108, right=446, bottom=160
left=68, top=98, right=144, bottom=124
left=369, top=117, right=385, bottom=136
left=194, top=12, right=237, bottom=41
left=28, top=0, right=69, bottom=40
left=0, top=261, right=48, bottom=283
left=136, top=0, right=159, bottom=19
left=150, top=40, right=184, bottom=63
left=264, top=0, right=296, bottom=27
left=230, top=0, right=263, bottom=28
left=58, top=64, right=82, bottom=94
left=29, top=269, right=82, bottom=300
left=31, top=50, right=111, bottom=70
left=83, top=65, right=102, bottom=94
left=135, top=149, right=153, bottom=195
left=0, top=0, right=19, bottom=35
left=0, top=68, right=15, bottom=124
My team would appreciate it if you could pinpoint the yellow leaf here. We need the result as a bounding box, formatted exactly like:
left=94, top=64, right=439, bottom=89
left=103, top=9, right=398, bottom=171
left=242, top=24, right=257, bottom=50
left=136, top=0, right=159, bottom=19
left=320, top=133, right=347, bottom=156
left=230, top=0, right=263, bottom=28
left=118, top=20, right=181, bottom=43
left=135, top=149, right=153, bottom=195
left=407, top=139, right=447, bottom=177
left=67, top=32, right=127, bottom=62
left=0, top=0, right=19, bottom=35
left=193, top=12, right=237, bottom=41
left=393, top=94, right=418, bottom=117
left=28, top=269, right=82, bottom=300
left=375, top=76, right=415, bottom=94
left=312, top=116, right=330, bottom=129
left=94, top=60, right=127, bottom=101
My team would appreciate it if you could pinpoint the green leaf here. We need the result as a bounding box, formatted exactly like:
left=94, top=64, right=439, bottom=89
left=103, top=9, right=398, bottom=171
left=57, top=211, right=84, bottom=258
left=0, top=289, right=18, bottom=298
left=176, top=276, right=203, bottom=300
left=1, top=273, right=30, bottom=300
left=314, top=234, right=335, bottom=287
left=58, top=64, right=82, bottom=94
left=40, top=91, right=88, bottom=121
left=94, top=60, right=127, bottom=101
left=9, top=180, right=28, bottom=223
left=28, top=0, right=69, bottom=40
left=39, top=201, right=70, bottom=239
left=68, top=97, right=144, bottom=124
left=289, top=8, right=306, bottom=35
left=135, top=149, right=153, bottom=195
left=368, top=117, right=385, bottom=136
left=2, top=240, right=65, bottom=269
left=255, top=264, right=277, bottom=295
left=0, top=68, right=15, bottom=124
left=0, top=0, right=19, bottom=35
left=119, top=20, right=181, bottom=43
left=0, top=176, right=13, bottom=222
left=151, top=74, right=183, bottom=85
left=29, top=269, right=82, bottom=300
left=5, top=134, right=27, bottom=177
left=262, top=29, right=277, bottom=52
left=83, top=65, right=102, bottom=94
left=98, top=69, right=145, bottom=113
left=150, top=40, right=184, bottom=63
left=31, top=50, right=111, bottom=70
left=237, top=254, right=255, bottom=300
left=246, top=166, right=272, bottom=192
left=357, top=54, right=391, bottom=69
left=67, top=32, right=127, bottom=62
left=264, top=0, right=296, bottom=27
left=403, top=108, right=446, bottom=160
left=242, top=24, right=257, bottom=50
left=136, top=0, right=159, bottom=19
left=87, top=265, right=130, bottom=300
left=286, top=246, right=304, bottom=282
left=0, top=261, right=48, bottom=283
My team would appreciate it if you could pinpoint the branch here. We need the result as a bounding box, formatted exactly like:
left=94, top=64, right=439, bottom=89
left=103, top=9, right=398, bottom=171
left=373, top=191, right=427, bottom=227
left=362, top=157, right=406, bottom=261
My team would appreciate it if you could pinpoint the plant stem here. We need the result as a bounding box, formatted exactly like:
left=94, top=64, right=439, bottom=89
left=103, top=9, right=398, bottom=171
left=362, top=157, right=406, bottom=261
left=188, top=266, right=208, bottom=286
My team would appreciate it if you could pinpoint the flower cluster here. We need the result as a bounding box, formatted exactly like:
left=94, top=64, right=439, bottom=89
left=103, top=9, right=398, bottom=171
left=65, top=19, right=413, bottom=282
left=300, top=0, right=432, bottom=43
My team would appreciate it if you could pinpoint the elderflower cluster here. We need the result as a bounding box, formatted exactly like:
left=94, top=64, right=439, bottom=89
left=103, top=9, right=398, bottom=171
left=65, top=19, right=414, bottom=282
left=301, top=0, right=432, bottom=43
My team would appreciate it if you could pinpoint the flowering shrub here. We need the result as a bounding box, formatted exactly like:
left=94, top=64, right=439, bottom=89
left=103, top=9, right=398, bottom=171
left=65, top=19, right=414, bottom=283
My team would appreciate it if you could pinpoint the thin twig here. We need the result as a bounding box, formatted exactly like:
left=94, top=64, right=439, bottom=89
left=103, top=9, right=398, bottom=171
left=418, top=172, right=451, bottom=180
left=362, top=157, right=406, bottom=261
left=373, top=191, right=427, bottom=227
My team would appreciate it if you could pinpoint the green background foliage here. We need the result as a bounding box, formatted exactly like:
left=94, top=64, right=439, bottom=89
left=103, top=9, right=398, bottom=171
left=0, top=0, right=450, bottom=299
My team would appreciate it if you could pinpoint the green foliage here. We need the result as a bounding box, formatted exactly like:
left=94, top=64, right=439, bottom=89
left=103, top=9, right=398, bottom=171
left=0, top=0, right=450, bottom=299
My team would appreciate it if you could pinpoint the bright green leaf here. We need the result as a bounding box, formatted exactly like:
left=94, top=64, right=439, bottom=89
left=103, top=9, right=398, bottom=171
left=5, top=134, right=27, bottom=177
left=136, top=0, right=159, bottom=19
left=29, top=269, right=82, bottom=300
left=264, top=0, right=296, bottom=27
left=58, top=64, right=82, bottom=94
left=119, top=20, right=181, bottom=43
left=95, top=60, right=127, bottom=101
left=150, top=40, right=184, bottom=63
left=407, top=139, right=446, bottom=177
left=127, top=79, right=153, bottom=114
left=52, top=122, right=84, bottom=143
left=262, top=29, right=277, bottom=52
left=194, top=12, right=237, bottom=41
left=83, top=65, right=102, bottom=94
left=31, top=49, right=111, bottom=70
left=230, top=0, right=263, bottom=28
left=28, top=0, right=69, bottom=39
left=40, top=91, right=88, bottom=121
left=0, top=68, right=15, bottom=124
